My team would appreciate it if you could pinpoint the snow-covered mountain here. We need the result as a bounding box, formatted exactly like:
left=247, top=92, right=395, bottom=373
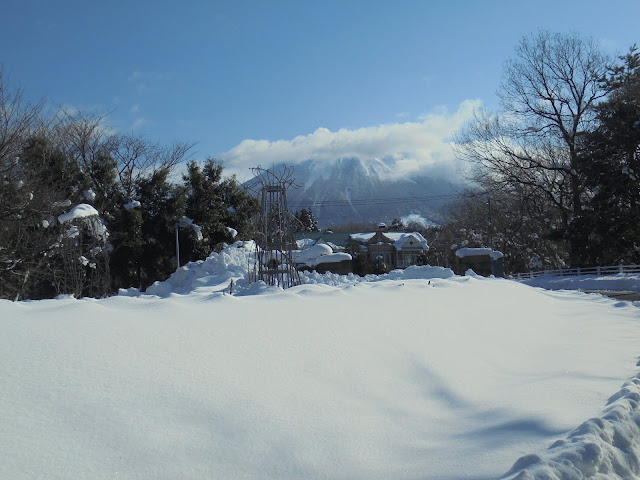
left=275, top=157, right=461, bottom=227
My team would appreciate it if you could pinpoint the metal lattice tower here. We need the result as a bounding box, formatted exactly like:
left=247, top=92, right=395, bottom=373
left=246, top=165, right=301, bottom=288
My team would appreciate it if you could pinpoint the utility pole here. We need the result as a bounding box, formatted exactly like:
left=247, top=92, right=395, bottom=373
left=487, top=196, right=493, bottom=250
left=175, top=223, right=180, bottom=269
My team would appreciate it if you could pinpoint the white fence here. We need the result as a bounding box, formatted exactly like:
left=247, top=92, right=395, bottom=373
left=511, top=264, right=640, bottom=279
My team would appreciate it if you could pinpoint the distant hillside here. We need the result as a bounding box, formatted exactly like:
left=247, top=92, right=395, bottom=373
left=279, top=158, right=460, bottom=227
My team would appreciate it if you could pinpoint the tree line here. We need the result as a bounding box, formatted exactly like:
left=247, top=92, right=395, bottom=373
left=3, top=30, right=638, bottom=297
left=0, top=72, right=257, bottom=300
left=432, top=31, right=640, bottom=273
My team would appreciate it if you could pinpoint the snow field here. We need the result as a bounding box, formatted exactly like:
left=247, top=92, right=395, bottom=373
left=2, top=244, right=640, bottom=479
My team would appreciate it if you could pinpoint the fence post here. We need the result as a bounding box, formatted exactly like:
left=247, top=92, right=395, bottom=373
left=577, top=267, right=581, bottom=276
left=596, top=266, right=601, bottom=275
left=619, top=264, right=624, bottom=274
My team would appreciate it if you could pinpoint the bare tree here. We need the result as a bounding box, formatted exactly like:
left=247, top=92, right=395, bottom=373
left=456, top=31, right=609, bottom=263
left=0, top=70, right=44, bottom=174
left=54, top=109, right=195, bottom=205
left=0, top=70, right=50, bottom=299
left=112, top=133, right=195, bottom=199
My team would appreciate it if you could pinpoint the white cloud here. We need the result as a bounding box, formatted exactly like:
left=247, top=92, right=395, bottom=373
left=220, top=99, right=480, bottom=183
left=131, top=117, right=147, bottom=130
left=129, top=104, right=140, bottom=113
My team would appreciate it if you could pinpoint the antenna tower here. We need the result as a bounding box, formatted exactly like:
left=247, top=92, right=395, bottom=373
left=246, top=165, right=302, bottom=288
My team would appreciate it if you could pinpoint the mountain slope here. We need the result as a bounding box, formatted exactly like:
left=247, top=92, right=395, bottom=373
left=282, top=157, right=460, bottom=227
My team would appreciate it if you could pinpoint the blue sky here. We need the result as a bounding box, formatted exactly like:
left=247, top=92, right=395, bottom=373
left=2, top=1, right=640, bottom=180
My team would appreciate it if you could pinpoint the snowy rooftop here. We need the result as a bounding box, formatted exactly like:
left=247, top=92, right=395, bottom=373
left=349, top=231, right=429, bottom=250
left=294, top=244, right=352, bottom=267
left=456, top=247, right=504, bottom=260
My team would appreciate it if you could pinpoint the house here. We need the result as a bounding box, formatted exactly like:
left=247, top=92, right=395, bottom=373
left=348, top=228, right=429, bottom=271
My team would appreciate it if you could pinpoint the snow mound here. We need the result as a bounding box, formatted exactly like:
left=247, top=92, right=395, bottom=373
left=519, top=273, right=640, bottom=292
left=505, top=374, right=640, bottom=479
left=5, top=244, right=640, bottom=479
left=295, top=243, right=334, bottom=265
left=386, top=264, right=455, bottom=280
left=140, top=242, right=456, bottom=297
left=300, top=265, right=455, bottom=287
left=143, top=241, right=254, bottom=296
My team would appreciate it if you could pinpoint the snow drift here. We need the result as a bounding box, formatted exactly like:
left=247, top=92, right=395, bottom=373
left=1, top=242, right=640, bottom=480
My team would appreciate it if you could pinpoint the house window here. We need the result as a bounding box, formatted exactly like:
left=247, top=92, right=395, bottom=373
left=399, top=252, right=419, bottom=267
left=371, top=252, right=393, bottom=266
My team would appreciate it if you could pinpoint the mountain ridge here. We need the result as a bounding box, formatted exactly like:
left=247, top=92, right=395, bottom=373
left=281, top=157, right=460, bottom=227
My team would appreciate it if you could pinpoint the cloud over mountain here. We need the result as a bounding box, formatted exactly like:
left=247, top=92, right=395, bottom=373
left=220, top=99, right=480, bottom=183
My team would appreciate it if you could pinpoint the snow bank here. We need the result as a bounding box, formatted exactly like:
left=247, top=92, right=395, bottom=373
left=3, top=276, right=640, bottom=480
left=5, top=242, right=640, bottom=480
left=144, top=241, right=253, bottom=296
left=386, top=264, right=455, bottom=280
left=505, top=373, right=640, bottom=479
left=141, top=243, right=454, bottom=296
left=519, top=273, right=640, bottom=292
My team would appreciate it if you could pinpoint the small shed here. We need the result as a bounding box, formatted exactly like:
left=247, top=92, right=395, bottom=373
left=455, top=247, right=504, bottom=277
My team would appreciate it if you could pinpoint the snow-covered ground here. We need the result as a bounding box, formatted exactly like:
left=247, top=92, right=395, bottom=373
left=2, top=242, right=640, bottom=479
left=519, top=272, right=640, bottom=293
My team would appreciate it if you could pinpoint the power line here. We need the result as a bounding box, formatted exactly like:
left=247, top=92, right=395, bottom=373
left=287, top=193, right=459, bottom=209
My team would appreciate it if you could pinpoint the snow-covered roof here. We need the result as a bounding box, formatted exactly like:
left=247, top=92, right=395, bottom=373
left=388, top=232, right=429, bottom=251
left=455, top=247, right=503, bottom=260
left=295, top=244, right=333, bottom=264
left=349, top=231, right=429, bottom=250
left=303, top=252, right=352, bottom=267
left=294, top=244, right=352, bottom=267
left=349, top=232, right=376, bottom=243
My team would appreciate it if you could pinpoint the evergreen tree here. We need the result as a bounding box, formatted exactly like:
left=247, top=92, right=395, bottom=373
left=135, top=168, right=186, bottom=289
left=390, top=218, right=404, bottom=231
left=573, top=47, right=640, bottom=265
left=181, top=158, right=258, bottom=264
left=294, top=208, right=319, bottom=232
left=108, top=201, right=144, bottom=290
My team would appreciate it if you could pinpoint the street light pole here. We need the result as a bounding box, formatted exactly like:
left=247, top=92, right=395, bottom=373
left=175, top=223, right=180, bottom=269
